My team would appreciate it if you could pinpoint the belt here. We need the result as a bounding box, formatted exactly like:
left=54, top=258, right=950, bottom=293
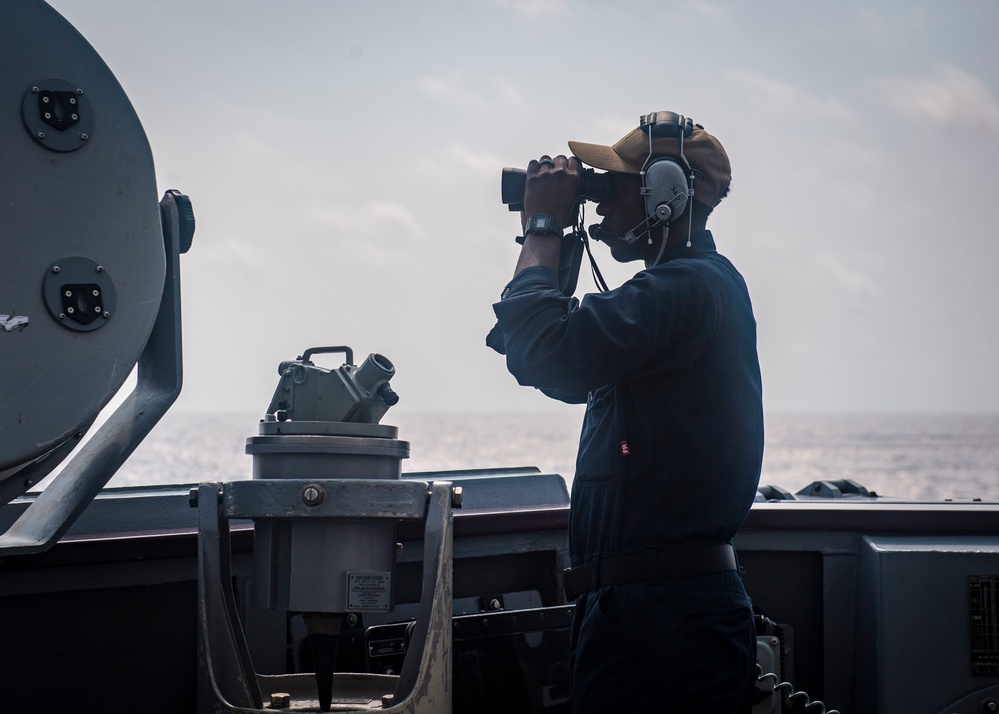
left=562, top=543, right=738, bottom=601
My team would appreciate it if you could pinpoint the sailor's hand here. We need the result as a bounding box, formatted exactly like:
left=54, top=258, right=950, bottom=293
left=522, top=155, right=582, bottom=230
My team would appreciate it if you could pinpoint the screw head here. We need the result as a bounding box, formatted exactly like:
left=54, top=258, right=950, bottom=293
left=302, top=484, right=325, bottom=507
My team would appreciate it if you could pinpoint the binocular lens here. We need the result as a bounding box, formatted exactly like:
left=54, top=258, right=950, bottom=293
left=500, top=167, right=616, bottom=212
left=501, top=168, right=527, bottom=212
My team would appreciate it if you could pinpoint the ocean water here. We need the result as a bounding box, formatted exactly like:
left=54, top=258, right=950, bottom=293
left=97, top=411, right=999, bottom=502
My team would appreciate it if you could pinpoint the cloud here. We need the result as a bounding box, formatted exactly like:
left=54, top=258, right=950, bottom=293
left=226, top=130, right=282, bottom=160
left=812, top=137, right=884, bottom=172
left=814, top=252, right=882, bottom=303
left=306, top=201, right=425, bottom=239
left=416, top=71, right=527, bottom=112
left=869, top=65, right=999, bottom=136
left=724, top=70, right=860, bottom=123
left=401, top=143, right=507, bottom=187
left=690, top=1, right=730, bottom=22
left=193, top=236, right=277, bottom=284
left=417, top=71, right=465, bottom=102
left=417, top=71, right=491, bottom=112
left=367, top=202, right=425, bottom=237
left=493, top=0, right=570, bottom=20
left=491, top=76, right=527, bottom=108
left=288, top=200, right=427, bottom=274
left=858, top=7, right=930, bottom=47
left=447, top=144, right=507, bottom=175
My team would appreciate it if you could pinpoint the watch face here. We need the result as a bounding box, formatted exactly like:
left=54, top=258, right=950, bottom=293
left=528, top=214, right=557, bottom=234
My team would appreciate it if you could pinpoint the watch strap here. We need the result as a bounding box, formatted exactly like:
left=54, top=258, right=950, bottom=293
left=524, top=213, right=562, bottom=237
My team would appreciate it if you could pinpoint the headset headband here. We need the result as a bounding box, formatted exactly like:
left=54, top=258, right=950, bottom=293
left=639, top=111, right=694, bottom=173
left=639, top=111, right=694, bottom=139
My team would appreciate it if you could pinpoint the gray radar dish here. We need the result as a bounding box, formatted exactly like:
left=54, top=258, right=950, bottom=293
left=0, top=0, right=194, bottom=553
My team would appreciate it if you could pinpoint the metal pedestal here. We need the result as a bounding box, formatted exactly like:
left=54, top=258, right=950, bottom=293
left=195, top=479, right=454, bottom=713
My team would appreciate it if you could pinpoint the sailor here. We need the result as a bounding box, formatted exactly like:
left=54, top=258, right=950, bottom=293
left=489, top=113, right=764, bottom=712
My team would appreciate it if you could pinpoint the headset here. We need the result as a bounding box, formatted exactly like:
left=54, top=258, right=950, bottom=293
left=577, top=111, right=699, bottom=290
left=588, top=111, right=697, bottom=266
left=639, top=111, right=695, bottom=227
left=638, top=111, right=696, bottom=261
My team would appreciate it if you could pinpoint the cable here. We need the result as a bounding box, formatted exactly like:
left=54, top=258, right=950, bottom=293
left=575, top=203, right=609, bottom=293
left=756, top=664, right=840, bottom=714
left=650, top=224, right=669, bottom=267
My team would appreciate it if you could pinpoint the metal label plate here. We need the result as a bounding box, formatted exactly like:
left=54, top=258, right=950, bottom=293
left=970, top=575, right=999, bottom=675
left=347, top=572, right=391, bottom=611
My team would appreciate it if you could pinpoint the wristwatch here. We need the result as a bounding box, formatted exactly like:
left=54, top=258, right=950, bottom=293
left=524, top=213, right=562, bottom=237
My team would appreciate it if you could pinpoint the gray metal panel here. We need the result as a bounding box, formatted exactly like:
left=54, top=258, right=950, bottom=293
left=854, top=535, right=999, bottom=713
left=0, top=1, right=164, bottom=474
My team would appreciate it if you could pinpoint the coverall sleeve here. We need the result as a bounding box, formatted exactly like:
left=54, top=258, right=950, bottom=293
left=492, top=265, right=717, bottom=395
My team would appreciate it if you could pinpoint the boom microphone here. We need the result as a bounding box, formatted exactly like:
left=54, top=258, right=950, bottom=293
left=588, top=217, right=658, bottom=246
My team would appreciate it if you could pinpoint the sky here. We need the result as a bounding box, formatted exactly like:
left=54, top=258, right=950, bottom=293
left=49, top=0, right=999, bottom=416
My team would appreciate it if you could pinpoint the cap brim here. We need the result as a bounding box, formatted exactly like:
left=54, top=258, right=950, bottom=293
left=568, top=141, right=640, bottom=174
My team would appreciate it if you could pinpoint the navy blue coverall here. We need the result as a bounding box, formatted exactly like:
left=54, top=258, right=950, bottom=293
left=491, top=229, right=764, bottom=712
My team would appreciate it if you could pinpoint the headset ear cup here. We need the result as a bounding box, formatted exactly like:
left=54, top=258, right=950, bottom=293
left=643, top=158, right=689, bottom=223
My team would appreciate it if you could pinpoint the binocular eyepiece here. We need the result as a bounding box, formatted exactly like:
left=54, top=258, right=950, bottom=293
left=500, top=167, right=617, bottom=212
